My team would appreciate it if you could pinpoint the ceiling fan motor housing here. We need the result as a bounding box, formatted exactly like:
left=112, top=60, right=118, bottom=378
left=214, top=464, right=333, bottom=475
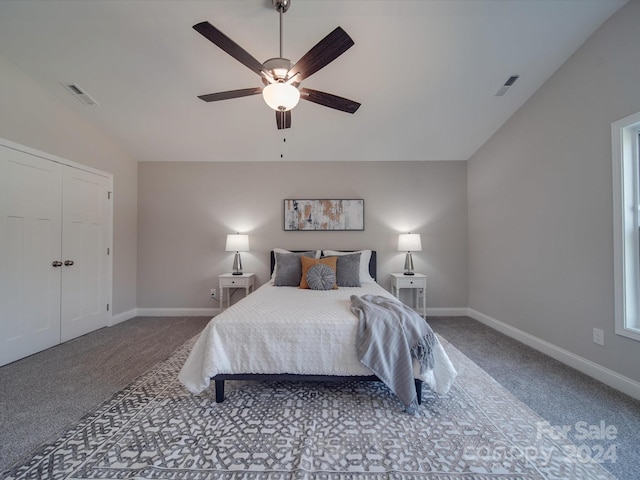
left=262, top=57, right=295, bottom=84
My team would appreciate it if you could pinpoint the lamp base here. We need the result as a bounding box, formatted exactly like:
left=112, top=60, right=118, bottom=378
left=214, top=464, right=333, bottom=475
left=403, top=252, right=415, bottom=276
left=232, top=252, right=243, bottom=276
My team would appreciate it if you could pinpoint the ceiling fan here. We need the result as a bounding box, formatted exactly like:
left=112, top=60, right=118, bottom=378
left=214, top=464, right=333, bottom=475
left=193, top=0, right=360, bottom=130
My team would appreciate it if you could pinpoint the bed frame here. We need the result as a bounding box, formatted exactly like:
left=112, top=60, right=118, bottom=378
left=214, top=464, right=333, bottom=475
left=212, top=250, right=424, bottom=404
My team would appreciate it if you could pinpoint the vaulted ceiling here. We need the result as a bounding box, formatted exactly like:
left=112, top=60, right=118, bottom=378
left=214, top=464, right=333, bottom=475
left=0, top=0, right=627, bottom=162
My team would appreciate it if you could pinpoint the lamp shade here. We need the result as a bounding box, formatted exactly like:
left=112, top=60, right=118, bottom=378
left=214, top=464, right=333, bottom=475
left=398, top=233, right=422, bottom=252
left=225, top=234, right=249, bottom=252
left=262, top=82, right=300, bottom=111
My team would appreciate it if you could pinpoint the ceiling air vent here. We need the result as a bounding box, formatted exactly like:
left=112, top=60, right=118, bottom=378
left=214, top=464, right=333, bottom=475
left=495, top=75, right=520, bottom=97
left=63, top=83, right=99, bottom=106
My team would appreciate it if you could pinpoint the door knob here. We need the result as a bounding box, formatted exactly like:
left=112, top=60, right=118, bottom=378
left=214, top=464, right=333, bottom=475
left=64, top=260, right=75, bottom=266
left=52, top=261, right=63, bottom=267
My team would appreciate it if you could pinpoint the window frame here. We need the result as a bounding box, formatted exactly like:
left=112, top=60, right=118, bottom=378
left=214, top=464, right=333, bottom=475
left=612, top=111, right=640, bottom=341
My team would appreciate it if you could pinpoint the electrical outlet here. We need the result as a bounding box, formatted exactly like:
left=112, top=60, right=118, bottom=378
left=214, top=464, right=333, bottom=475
left=210, top=289, right=216, bottom=299
left=593, top=328, right=604, bottom=346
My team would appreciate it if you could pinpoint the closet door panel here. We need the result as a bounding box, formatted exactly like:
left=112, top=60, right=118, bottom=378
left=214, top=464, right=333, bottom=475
left=60, top=167, right=109, bottom=342
left=0, top=147, right=62, bottom=366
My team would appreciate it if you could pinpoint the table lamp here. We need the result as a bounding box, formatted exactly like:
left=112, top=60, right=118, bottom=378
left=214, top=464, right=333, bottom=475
left=225, top=234, right=249, bottom=275
left=398, top=233, right=422, bottom=276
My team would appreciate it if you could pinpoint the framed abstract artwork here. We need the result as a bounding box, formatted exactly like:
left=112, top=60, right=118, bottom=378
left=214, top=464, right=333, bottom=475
left=284, top=199, right=364, bottom=231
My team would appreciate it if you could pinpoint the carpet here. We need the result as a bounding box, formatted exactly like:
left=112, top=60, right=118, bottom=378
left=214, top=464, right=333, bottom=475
left=2, top=336, right=617, bottom=480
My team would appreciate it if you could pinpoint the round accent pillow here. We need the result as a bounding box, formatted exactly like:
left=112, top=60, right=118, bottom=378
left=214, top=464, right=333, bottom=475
left=305, top=264, right=336, bottom=290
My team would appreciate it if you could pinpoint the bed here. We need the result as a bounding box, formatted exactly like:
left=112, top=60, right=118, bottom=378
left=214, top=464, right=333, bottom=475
left=179, top=249, right=457, bottom=408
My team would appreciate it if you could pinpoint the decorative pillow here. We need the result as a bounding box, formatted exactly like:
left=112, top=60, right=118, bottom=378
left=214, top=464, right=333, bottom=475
left=299, top=256, right=338, bottom=289
left=306, top=264, right=336, bottom=290
left=330, top=252, right=361, bottom=287
left=273, top=251, right=316, bottom=286
left=271, top=248, right=320, bottom=283
left=322, top=250, right=375, bottom=283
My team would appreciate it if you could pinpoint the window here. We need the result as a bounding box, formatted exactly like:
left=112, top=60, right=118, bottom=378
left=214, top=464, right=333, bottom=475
left=612, top=111, right=640, bottom=341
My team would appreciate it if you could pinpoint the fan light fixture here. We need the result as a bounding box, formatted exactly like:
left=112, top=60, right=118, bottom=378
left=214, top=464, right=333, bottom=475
left=193, top=0, right=360, bottom=130
left=263, top=82, right=300, bottom=111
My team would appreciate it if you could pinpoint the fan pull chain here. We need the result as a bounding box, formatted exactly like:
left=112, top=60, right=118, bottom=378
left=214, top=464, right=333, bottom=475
left=281, top=135, right=286, bottom=159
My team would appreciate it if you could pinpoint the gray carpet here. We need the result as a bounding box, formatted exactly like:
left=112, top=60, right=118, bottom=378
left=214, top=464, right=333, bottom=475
left=0, top=316, right=210, bottom=472
left=0, top=335, right=617, bottom=479
left=0, top=316, right=638, bottom=479
left=427, top=317, right=640, bottom=480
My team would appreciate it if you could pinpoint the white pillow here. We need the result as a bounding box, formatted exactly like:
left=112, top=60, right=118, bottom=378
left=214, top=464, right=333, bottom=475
left=322, top=249, right=375, bottom=283
left=271, top=248, right=321, bottom=283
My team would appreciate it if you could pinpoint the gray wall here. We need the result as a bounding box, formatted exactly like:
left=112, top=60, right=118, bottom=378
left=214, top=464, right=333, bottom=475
left=137, top=161, right=468, bottom=310
left=468, top=0, right=640, bottom=383
left=0, top=54, right=138, bottom=316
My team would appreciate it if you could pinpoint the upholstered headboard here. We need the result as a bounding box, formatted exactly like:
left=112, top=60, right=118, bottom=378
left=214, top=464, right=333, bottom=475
left=270, top=250, right=377, bottom=282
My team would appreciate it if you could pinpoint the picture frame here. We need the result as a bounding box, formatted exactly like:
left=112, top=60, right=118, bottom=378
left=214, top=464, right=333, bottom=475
left=284, top=199, right=364, bottom=231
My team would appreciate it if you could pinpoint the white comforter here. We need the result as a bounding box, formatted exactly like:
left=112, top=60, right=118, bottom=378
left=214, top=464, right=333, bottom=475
left=179, top=282, right=457, bottom=396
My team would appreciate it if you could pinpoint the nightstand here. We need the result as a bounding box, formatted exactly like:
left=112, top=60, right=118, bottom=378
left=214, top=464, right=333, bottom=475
left=219, top=273, right=255, bottom=310
left=390, top=273, right=427, bottom=317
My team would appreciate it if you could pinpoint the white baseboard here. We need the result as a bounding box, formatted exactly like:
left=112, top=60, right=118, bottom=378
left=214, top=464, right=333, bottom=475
left=426, top=307, right=468, bottom=317
left=468, top=308, right=640, bottom=401
left=110, top=308, right=137, bottom=326
left=135, top=307, right=219, bottom=317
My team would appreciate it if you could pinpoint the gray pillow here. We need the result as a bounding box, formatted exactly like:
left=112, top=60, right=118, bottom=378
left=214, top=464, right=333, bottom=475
left=306, top=264, right=336, bottom=290
left=273, top=251, right=315, bottom=286
left=333, top=252, right=361, bottom=287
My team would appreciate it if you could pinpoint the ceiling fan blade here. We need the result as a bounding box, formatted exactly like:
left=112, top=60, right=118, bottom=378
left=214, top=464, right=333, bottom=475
left=300, top=88, right=361, bottom=114
left=276, top=110, right=292, bottom=130
left=193, top=21, right=266, bottom=77
left=288, top=27, right=354, bottom=81
left=198, top=87, right=263, bottom=102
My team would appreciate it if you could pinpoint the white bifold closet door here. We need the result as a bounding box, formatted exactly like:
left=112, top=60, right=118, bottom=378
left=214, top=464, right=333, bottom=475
left=1, top=148, right=63, bottom=364
left=60, top=166, right=110, bottom=342
left=0, top=143, right=110, bottom=366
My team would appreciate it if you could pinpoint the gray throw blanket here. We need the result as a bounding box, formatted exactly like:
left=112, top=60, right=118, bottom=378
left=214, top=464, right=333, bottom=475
left=350, top=294, right=436, bottom=411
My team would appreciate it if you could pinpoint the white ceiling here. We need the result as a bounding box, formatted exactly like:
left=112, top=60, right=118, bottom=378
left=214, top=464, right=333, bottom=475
left=0, top=0, right=627, bottom=162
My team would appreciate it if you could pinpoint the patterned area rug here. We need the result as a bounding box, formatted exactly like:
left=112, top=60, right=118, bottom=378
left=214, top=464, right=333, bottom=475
left=3, top=337, right=616, bottom=480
